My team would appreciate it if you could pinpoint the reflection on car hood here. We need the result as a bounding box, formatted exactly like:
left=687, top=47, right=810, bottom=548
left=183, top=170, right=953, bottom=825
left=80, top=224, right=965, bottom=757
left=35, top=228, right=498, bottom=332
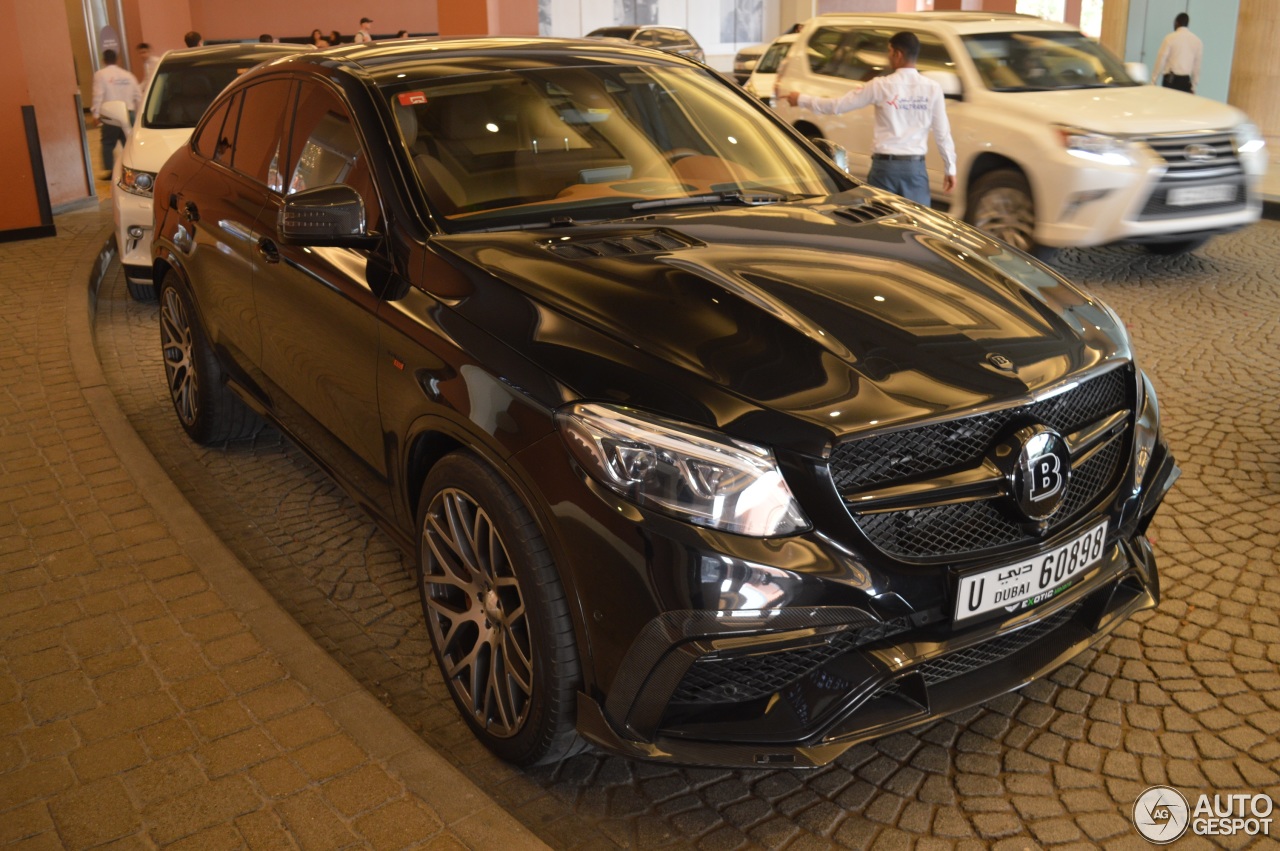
left=994, top=85, right=1246, bottom=135
left=122, top=125, right=196, bottom=171
left=435, top=193, right=1128, bottom=450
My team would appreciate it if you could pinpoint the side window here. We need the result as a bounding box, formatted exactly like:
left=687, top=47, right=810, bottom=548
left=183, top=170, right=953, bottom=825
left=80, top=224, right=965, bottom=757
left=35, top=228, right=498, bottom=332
left=288, top=81, right=382, bottom=232
left=916, top=34, right=956, bottom=75
left=210, top=91, right=243, bottom=166
left=232, top=79, right=295, bottom=192
left=633, top=30, right=660, bottom=47
left=819, top=30, right=892, bottom=82
left=193, top=96, right=231, bottom=159
left=806, top=27, right=849, bottom=73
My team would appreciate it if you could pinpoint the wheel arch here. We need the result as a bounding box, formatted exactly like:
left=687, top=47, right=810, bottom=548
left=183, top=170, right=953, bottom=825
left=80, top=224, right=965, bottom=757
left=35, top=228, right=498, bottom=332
left=962, top=152, right=1029, bottom=218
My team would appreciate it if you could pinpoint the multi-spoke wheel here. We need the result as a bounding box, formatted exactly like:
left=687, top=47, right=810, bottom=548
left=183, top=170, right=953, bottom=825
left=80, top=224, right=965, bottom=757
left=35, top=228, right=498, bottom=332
left=158, top=271, right=257, bottom=444
left=966, top=170, right=1058, bottom=262
left=417, top=453, right=583, bottom=765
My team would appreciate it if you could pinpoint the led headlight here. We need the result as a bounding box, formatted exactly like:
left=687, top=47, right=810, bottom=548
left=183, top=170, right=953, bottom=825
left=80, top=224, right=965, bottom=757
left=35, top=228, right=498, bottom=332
left=119, top=166, right=157, bottom=197
left=557, top=403, right=810, bottom=537
left=1234, top=121, right=1265, bottom=155
left=1055, top=126, right=1134, bottom=167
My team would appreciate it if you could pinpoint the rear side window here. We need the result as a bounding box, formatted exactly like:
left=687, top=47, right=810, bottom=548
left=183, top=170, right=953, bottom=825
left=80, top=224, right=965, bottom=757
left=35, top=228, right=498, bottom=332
left=193, top=97, right=231, bottom=159
left=814, top=28, right=954, bottom=81
left=231, top=79, right=295, bottom=192
left=287, top=80, right=382, bottom=231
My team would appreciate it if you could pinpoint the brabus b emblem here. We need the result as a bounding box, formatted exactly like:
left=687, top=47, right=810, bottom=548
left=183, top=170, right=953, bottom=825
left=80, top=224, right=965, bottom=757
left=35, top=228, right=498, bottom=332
left=987, top=353, right=1015, bottom=372
left=1028, top=452, right=1063, bottom=502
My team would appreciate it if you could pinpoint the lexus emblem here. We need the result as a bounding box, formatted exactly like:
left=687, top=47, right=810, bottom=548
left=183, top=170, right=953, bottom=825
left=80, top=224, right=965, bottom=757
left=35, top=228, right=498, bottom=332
left=987, top=353, right=1016, bottom=372
left=990, top=424, right=1072, bottom=525
left=1184, top=143, right=1215, bottom=163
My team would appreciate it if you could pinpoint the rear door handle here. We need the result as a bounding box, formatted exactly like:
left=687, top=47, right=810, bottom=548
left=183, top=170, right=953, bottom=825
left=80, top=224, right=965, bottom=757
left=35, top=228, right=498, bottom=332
left=257, top=237, right=280, bottom=263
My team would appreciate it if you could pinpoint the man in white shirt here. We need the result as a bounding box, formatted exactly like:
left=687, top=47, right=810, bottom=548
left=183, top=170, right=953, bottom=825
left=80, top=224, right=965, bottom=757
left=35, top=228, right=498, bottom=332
left=354, top=17, right=374, bottom=43
left=90, top=49, right=142, bottom=177
left=136, top=42, right=160, bottom=91
left=782, top=31, right=955, bottom=207
left=1151, top=13, right=1202, bottom=93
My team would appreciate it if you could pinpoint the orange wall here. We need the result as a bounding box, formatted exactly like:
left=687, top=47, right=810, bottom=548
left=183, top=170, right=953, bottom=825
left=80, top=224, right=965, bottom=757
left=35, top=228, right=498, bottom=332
left=439, top=0, right=537, bottom=36
left=15, top=0, right=88, bottom=208
left=188, top=0, right=438, bottom=41
left=0, top=0, right=49, bottom=232
left=127, top=0, right=193, bottom=59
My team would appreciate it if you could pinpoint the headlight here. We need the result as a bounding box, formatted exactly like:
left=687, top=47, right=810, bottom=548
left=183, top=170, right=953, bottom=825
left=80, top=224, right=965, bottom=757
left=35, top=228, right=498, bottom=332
left=556, top=403, right=810, bottom=537
left=1055, top=126, right=1134, bottom=166
left=119, top=166, right=157, bottom=197
left=1234, top=121, right=1265, bottom=155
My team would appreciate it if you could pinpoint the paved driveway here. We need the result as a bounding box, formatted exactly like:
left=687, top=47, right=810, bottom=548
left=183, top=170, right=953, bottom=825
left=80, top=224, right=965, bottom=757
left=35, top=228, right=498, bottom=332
left=95, top=224, right=1280, bottom=850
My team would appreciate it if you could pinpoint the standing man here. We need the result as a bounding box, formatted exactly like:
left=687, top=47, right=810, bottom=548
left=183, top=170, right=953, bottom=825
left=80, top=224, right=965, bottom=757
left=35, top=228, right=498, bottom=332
left=1151, top=13, right=1202, bottom=93
left=136, top=42, right=160, bottom=90
left=90, top=49, right=141, bottom=178
left=782, top=31, right=955, bottom=206
left=354, top=17, right=374, bottom=43
left=183, top=31, right=202, bottom=48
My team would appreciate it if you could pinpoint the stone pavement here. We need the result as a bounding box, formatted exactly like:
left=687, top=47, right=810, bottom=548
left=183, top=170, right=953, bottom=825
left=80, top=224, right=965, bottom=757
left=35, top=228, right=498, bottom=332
left=86, top=196, right=1280, bottom=851
left=0, top=206, right=550, bottom=850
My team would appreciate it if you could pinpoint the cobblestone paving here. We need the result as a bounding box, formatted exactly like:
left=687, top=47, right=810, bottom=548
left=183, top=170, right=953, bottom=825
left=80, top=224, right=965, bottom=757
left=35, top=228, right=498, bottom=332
left=94, top=220, right=1280, bottom=850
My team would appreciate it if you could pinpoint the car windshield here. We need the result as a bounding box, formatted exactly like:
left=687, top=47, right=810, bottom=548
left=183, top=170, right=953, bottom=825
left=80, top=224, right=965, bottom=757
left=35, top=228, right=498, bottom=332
left=143, top=60, right=259, bottom=129
left=962, top=31, right=1137, bottom=92
left=386, top=64, right=843, bottom=231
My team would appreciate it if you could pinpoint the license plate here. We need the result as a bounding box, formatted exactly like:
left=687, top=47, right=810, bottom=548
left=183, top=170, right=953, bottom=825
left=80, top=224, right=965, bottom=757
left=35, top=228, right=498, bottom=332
left=954, top=520, right=1108, bottom=622
left=1166, top=184, right=1235, bottom=206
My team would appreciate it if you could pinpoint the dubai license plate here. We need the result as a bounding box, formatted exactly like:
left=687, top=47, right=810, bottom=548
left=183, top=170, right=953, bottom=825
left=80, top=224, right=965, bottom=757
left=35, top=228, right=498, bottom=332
left=1166, top=184, right=1234, bottom=206
left=955, top=520, right=1108, bottom=622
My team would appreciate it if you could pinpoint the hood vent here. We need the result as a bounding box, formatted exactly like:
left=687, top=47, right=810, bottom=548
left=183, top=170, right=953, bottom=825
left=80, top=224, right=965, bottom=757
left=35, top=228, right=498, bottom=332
left=832, top=201, right=900, bottom=225
left=543, top=229, right=700, bottom=260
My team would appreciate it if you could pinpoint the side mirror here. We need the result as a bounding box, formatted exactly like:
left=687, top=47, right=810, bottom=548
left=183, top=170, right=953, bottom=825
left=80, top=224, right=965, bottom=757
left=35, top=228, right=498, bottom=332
left=99, top=100, right=132, bottom=138
left=279, top=184, right=379, bottom=247
left=811, top=137, right=849, bottom=173
left=1125, top=62, right=1149, bottom=84
left=922, top=70, right=962, bottom=99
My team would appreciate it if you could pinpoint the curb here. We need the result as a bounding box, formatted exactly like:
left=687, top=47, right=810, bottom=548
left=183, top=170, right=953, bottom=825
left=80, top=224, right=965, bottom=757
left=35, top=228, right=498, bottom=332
left=71, top=219, right=550, bottom=851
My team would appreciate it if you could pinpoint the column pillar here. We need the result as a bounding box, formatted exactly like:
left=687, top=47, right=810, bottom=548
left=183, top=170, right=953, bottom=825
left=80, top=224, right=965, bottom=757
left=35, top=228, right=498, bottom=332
left=1228, top=0, right=1280, bottom=159
left=1099, top=0, right=1129, bottom=59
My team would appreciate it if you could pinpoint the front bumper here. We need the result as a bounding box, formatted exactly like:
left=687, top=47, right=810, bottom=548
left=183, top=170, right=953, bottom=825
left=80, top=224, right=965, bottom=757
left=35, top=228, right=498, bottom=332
left=112, top=187, right=155, bottom=284
left=571, top=443, right=1179, bottom=768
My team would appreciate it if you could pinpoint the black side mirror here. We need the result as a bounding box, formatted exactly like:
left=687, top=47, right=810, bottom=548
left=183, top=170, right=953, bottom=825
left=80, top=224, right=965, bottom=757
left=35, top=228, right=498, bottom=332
left=279, top=184, right=379, bottom=247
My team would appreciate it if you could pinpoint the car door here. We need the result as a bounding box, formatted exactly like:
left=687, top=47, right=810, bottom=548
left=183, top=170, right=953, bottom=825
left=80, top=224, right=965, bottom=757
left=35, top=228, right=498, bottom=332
left=175, top=89, right=271, bottom=376
left=252, top=78, right=388, bottom=496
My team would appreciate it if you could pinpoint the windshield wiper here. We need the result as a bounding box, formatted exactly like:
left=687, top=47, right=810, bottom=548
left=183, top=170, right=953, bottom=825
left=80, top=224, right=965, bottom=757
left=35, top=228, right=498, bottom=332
left=631, top=191, right=794, bottom=211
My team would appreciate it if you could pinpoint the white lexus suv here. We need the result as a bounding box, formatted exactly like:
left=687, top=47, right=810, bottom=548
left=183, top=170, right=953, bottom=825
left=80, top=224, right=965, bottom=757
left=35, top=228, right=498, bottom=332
left=774, top=12, right=1266, bottom=257
left=110, top=43, right=307, bottom=299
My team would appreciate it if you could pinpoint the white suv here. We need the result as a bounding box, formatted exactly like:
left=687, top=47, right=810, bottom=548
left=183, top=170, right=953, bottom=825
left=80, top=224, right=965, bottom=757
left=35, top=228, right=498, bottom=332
left=774, top=12, right=1266, bottom=257
left=110, top=43, right=307, bottom=299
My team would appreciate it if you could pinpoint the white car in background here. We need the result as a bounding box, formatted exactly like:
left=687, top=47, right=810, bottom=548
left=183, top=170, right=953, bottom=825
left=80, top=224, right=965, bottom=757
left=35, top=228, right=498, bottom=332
left=744, top=34, right=796, bottom=99
left=109, top=43, right=307, bottom=299
left=774, top=12, right=1267, bottom=258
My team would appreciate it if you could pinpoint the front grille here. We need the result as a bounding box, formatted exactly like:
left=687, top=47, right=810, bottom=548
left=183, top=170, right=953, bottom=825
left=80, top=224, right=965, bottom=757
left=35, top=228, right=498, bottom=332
left=1135, top=131, right=1247, bottom=220
left=831, top=367, right=1128, bottom=492
left=670, top=617, right=912, bottom=705
left=831, top=367, right=1130, bottom=562
left=855, top=436, right=1124, bottom=559
left=874, top=601, right=1081, bottom=699
left=1139, top=183, right=1246, bottom=220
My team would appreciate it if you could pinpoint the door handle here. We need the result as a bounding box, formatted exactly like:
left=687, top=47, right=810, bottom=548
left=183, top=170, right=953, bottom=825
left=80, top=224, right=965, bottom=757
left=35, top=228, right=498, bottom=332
left=257, top=237, right=280, bottom=264
left=182, top=200, right=199, bottom=222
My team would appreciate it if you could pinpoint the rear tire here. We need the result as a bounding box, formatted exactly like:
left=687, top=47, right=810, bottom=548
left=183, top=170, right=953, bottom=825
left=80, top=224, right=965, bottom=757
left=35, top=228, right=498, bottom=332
left=158, top=271, right=259, bottom=444
left=966, top=170, right=1058, bottom=262
left=416, top=453, right=584, bottom=766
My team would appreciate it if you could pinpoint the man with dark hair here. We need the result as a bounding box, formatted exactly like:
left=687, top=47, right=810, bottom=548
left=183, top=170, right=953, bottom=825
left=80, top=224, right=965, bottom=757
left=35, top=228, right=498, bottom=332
left=783, top=31, right=955, bottom=206
left=136, top=42, right=159, bottom=88
left=1151, top=12, right=1201, bottom=93
left=90, top=49, right=141, bottom=177
left=354, top=17, right=373, bottom=43
left=183, top=31, right=202, bottom=48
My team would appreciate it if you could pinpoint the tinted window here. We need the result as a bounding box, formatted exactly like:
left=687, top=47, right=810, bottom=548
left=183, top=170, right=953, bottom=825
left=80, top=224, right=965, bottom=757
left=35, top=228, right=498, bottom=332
left=963, top=31, right=1136, bottom=90
left=815, top=28, right=954, bottom=81
left=204, top=91, right=243, bottom=167
left=193, top=97, right=231, bottom=159
left=287, top=81, right=381, bottom=230
left=232, top=79, right=294, bottom=191
left=652, top=29, right=693, bottom=48
left=144, top=58, right=261, bottom=129
left=756, top=40, right=792, bottom=75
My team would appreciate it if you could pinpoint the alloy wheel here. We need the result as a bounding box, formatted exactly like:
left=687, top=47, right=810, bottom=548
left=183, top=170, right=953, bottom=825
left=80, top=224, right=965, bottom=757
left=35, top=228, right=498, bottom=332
left=160, top=287, right=198, bottom=427
left=972, top=187, right=1036, bottom=254
left=421, top=487, right=533, bottom=737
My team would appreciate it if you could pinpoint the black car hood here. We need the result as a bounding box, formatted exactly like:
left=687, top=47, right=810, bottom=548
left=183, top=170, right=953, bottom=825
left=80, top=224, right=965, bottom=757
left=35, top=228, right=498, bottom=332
left=432, top=193, right=1130, bottom=454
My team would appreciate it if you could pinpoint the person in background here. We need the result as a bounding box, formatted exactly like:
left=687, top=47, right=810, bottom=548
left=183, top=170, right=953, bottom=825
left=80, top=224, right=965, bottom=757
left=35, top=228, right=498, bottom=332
left=258, top=34, right=274, bottom=43
left=396, top=30, right=409, bottom=39
left=183, top=31, right=202, bottom=48
left=310, top=29, right=329, bottom=47
left=136, top=42, right=160, bottom=90
left=90, top=49, right=141, bottom=178
left=329, top=30, right=342, bottom=46
left=354, top=17, right=374, bottom=43
left=1151, top=12, right=1202, bottom=93
left=781, top=31, right=955, bottom=207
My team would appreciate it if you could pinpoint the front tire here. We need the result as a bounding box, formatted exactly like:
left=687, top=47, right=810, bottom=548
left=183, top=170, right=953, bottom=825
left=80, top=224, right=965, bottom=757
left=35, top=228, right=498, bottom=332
left=158, top=271, right=258, bottom=444
left=966, top=170, right=1057, bottom=261
left=416, top=453, right=583, bottom=766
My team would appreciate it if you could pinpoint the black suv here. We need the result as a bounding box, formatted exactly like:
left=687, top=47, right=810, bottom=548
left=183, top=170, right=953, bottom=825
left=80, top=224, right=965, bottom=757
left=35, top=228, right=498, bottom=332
left=151, top=37, right=1178, bottom=768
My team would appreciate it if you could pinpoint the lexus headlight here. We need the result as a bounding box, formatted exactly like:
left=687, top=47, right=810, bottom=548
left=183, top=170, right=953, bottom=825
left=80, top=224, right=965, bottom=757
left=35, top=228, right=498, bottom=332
left=557, top=403, right=810, bottom=537
left=119, top=166, right=156, bottom=197
left=1234, top=121, right=1265, bottom=155
left=1055, top=126, right=1134, bottom=166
